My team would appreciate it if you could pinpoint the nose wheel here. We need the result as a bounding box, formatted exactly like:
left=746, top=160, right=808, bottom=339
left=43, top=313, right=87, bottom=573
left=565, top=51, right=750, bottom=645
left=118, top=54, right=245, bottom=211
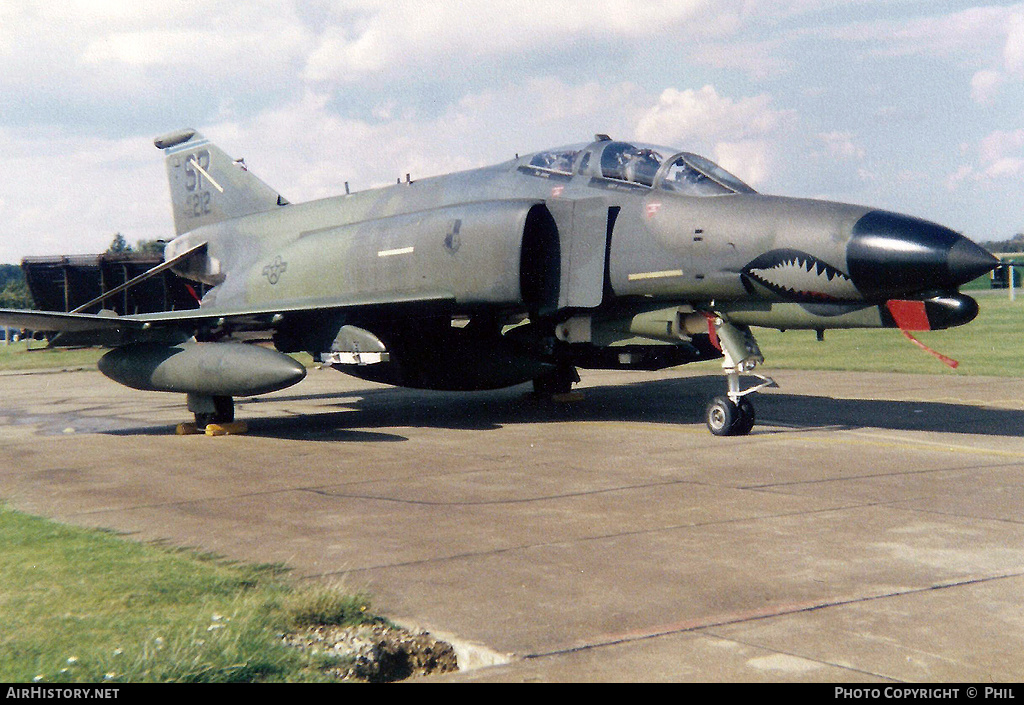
left=704, top=316, right=776, bottom=436
left=706, top=396, right=755, bottom=436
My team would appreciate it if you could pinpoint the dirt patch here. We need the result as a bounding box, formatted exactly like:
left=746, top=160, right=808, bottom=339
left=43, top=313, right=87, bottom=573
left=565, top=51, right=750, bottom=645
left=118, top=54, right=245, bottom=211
left=282, top=623, right=459, bottom=682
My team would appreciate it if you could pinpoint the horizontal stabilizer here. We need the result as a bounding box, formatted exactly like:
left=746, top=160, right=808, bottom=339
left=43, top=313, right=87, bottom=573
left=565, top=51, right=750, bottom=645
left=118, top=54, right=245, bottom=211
left=71, top=242, right=207, bottom=314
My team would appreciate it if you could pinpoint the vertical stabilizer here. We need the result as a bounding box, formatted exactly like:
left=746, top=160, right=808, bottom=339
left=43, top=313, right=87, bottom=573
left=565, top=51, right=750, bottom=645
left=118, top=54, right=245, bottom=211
left=154, top=129, right=289, bottom=236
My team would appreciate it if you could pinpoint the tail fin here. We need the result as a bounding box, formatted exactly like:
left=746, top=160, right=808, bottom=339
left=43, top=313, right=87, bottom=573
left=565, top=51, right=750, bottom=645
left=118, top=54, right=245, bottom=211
left=154, top=128, right=289, bottom=236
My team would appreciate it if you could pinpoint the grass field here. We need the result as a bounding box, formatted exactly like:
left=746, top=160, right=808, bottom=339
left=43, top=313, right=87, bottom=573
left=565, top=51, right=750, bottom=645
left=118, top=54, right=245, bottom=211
left=751, top=294, right=1024, bottom=377
left=0, top=506, right=377, bottom=683
left=0, top=340, right=105, bottom=371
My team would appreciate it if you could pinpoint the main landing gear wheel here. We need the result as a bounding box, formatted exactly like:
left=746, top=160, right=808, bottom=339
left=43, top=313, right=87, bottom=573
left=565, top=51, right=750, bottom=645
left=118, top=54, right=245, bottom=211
left=194, top=395, right=235, bottom=429
left=705, top=396, right=755, bottom=437
left=179, top=394, right=247, bottom=435
left=532, top=364, right=580, bottom=396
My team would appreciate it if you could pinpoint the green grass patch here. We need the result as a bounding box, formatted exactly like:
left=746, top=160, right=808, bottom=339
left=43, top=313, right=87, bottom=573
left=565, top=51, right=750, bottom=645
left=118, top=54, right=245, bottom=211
left=750, top=295, right=1024, bottom=377
left=960, top=274, right=995, bottom=291
left=0, top=340, right=105, bottom=372
left=0, top=506, right=378, bottom=683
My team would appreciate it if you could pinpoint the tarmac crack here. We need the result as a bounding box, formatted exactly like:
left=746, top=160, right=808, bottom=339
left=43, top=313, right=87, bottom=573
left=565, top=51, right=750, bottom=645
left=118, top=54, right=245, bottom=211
left=521, top=570, right=1024, bottom=665
left=691, top=633, right=903, bottom=682
left=59, top=463, right=635, bottom=517
left=297, top=478, right=706, bottom=506
left=895, top=504, right=1024, bottom=527
left=306, top=500, right=897, bottom=577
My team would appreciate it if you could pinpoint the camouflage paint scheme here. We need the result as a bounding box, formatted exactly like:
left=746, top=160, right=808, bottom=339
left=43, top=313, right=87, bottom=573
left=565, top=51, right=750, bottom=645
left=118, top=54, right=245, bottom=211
left=0, top=131, right=996, bottom=434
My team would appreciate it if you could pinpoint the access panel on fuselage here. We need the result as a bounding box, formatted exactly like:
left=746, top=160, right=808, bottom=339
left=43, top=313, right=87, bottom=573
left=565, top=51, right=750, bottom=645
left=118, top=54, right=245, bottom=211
left=546, top=197, right=609, bottom=310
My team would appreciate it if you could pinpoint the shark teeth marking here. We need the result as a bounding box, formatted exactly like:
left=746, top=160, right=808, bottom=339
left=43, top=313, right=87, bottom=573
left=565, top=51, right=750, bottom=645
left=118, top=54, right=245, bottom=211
left=743, top=249, right=860, bottom=301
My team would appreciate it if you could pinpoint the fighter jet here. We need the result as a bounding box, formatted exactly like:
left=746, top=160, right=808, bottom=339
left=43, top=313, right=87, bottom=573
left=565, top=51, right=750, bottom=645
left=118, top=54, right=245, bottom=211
left=0, top=130, right=997, bottom=435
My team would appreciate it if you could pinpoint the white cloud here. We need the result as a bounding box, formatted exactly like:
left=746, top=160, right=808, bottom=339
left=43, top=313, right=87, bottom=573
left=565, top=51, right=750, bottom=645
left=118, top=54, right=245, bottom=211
left=979, top=129, right=1024, bottom=173
left=0, top=75, right=656, bottom=261
left=0, top=127, right=167, bottom=261
left=1005, top=11, right=1024, bottom=73
left=205, top=79, right=647, bottom=202
left=635, top=86, right=791, bottom=143
left=947, top=129, right=1024, bottom=190
left=164, top=81, right=791, bottom=209
left=832, top=5, right=1013, bottom=59
left=964, top=8, right=1024, bottom=104
left=945, top=164, right=974, bottom=191
left=634, top=85, right=794, bottom=186
left=303, top=0, right=711, bottom=81
left=0, top=1, right=312, bottom=130
left=826, top=4, right=1024, bottom=106
left=80, top=27, right=309, bottom=72
left=815, top=131, right=865, bottom=160
left=712, top=141, right=773, bottom=186
left=690, top=38, right=794, bottom=80
left=971, top=69, right=1005, bottom=106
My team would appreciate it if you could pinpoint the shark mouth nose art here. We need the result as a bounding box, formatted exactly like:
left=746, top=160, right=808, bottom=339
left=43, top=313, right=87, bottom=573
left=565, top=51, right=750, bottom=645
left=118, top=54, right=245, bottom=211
left=742, top=248, right=860, bottom=302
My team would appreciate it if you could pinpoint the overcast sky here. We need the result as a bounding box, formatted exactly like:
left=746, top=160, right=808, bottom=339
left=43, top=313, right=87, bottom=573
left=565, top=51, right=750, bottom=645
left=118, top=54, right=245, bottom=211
left=1, top=0, right=1022, bottom=263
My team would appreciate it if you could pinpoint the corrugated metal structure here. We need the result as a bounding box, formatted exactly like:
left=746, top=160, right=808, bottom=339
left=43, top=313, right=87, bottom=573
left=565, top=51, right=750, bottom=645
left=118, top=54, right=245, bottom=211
left=21, top=253, right=206, bottom=315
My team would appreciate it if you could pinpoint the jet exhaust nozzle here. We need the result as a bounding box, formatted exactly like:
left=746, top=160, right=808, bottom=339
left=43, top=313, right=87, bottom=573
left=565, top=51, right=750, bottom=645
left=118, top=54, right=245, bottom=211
left=99, top=342, right=307, bottom=397
left=847, top=211, right=998, bottom=300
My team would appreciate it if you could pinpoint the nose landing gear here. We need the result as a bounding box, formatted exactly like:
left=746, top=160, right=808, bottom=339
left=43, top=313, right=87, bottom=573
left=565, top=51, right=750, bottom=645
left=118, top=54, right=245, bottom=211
left=704, top=317, right=776, bottom=436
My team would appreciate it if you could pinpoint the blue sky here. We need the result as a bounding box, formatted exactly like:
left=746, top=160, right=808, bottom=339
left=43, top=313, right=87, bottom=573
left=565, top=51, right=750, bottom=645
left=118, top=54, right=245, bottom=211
left=1, top=0, right=1022, bottom=263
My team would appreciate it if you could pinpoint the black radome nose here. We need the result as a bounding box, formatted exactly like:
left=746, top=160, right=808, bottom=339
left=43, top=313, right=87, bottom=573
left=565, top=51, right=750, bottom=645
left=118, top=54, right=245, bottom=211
left=947, top=237, right=1000, bottom=284
left=847, top=211, right=998, bottom=300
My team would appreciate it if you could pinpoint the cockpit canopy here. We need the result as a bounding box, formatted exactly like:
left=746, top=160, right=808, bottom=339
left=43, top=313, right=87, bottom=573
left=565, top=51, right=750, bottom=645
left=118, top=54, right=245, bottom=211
left=523, top=139, right=756, bottom=196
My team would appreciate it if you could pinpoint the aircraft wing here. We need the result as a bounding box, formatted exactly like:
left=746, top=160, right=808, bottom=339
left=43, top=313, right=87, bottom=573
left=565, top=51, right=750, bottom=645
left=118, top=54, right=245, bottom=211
left=0, top=310, right=147, bottom=334
left=0, top=291, right=456, bottom=348
left=0, top=309, right=158, bottom=348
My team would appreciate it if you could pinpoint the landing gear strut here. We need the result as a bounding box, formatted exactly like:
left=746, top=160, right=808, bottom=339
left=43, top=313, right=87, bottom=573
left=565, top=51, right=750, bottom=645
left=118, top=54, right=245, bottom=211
left=704, top=318, right=776, bottom=436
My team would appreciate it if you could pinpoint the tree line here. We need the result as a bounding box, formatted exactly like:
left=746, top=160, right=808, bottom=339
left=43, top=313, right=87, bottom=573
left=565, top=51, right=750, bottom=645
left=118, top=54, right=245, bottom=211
left=0, top=264, right=30, bottom=308
left=981, top=233, right=1024, bottom=254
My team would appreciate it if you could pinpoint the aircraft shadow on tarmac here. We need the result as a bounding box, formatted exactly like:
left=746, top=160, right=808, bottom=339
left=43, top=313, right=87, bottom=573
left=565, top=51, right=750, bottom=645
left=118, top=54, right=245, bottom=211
left=103, top=374, right=1024, bottom=441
